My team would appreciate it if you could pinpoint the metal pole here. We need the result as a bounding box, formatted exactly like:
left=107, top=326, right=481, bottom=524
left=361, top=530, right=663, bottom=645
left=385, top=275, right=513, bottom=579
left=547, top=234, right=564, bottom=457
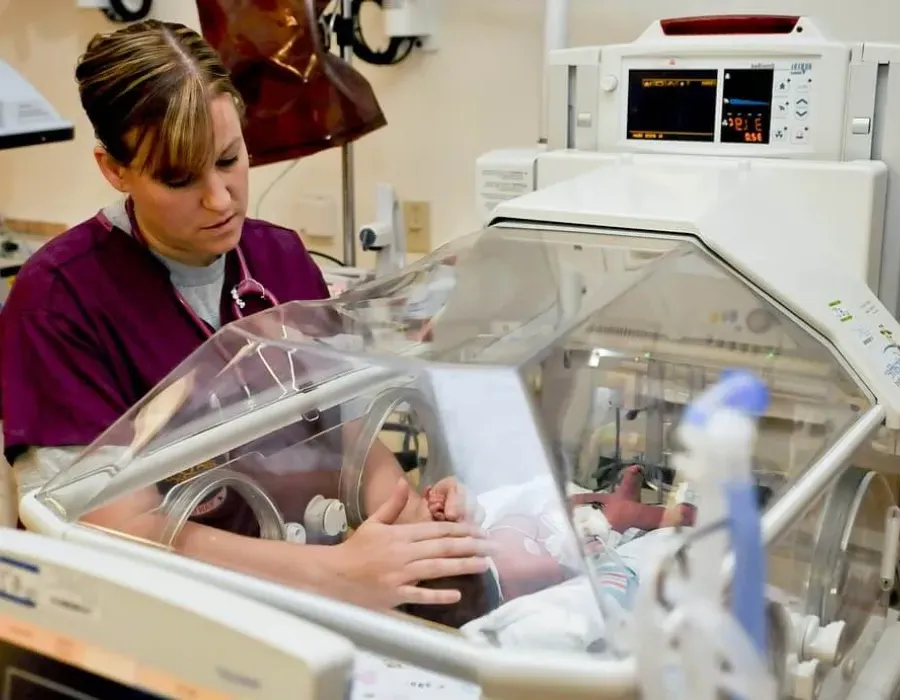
left=340, top=0, right=357, bottom=266
left=760, top=405, right=885, bottom=546
left=539, top=0, right=570, bottom=145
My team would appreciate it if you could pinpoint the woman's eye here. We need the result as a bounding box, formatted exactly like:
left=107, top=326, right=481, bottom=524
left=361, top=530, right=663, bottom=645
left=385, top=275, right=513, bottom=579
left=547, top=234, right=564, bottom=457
left=164, top=177, right=194, bottom=189
left=218, top=156, right=238, bottom=169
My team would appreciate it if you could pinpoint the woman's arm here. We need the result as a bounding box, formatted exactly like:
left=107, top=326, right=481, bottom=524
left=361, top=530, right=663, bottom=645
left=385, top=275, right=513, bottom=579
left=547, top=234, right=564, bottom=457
left=16, top=447, right=358, bottom=600
left=16, top=450, right=416, bottom=609
left=360, top=438, right=431, bottom=524
left=84, top=487, right=364, bottom=600
left=82, top=476, right=490, bottom=611
left=17, top=446, right=489, bottom=611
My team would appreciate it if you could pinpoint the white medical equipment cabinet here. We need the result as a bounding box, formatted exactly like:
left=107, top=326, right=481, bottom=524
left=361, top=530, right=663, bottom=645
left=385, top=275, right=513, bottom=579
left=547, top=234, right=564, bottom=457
left=477, top=14, right=900, bottom=318
left=0, top=528, right=353, bottom=698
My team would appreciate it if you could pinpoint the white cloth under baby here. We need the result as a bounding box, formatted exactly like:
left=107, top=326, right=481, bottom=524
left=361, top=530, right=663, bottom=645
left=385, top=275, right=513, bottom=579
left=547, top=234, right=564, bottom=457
left=461, top=528, right=681, bottom=653
left=461, top=575, right=608, bottom=651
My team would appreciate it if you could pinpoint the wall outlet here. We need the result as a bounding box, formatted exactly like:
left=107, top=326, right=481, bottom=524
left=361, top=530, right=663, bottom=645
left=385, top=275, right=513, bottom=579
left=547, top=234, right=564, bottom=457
left=403, top=200, right=432, bottom=254
left=293, top=194, right=338, bottom=242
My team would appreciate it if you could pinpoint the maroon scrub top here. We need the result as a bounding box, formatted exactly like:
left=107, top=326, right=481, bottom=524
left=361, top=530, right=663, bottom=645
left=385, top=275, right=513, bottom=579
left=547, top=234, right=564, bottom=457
left=0, top=212, right=330, bottom=465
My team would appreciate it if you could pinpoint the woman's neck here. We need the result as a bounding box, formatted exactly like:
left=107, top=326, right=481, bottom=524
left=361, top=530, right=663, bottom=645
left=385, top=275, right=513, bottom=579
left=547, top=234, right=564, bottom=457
left=133, top=208, right=217, bottom=267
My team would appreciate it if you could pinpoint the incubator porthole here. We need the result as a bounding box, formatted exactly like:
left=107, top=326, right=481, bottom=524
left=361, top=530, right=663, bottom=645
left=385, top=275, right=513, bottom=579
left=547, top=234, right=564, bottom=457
left=805, top=468, right=893, bottom=657
left=339, top=387, right=445, bottom=528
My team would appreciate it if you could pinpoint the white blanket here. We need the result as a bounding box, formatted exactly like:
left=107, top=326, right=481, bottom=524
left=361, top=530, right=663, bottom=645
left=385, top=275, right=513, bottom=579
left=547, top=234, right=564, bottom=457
left=463, top=476, right=680, bottom=653
left=461, top=529, right=678, bottom=652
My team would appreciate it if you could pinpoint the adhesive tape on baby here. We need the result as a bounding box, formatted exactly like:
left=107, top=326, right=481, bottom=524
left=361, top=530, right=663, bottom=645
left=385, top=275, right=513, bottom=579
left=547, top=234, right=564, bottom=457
left=305, top=495, right=348, bottom=538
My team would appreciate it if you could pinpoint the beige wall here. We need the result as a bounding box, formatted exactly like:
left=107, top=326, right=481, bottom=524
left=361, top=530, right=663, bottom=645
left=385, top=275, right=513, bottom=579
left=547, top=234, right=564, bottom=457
left=2, top=0, right=900, bottom=258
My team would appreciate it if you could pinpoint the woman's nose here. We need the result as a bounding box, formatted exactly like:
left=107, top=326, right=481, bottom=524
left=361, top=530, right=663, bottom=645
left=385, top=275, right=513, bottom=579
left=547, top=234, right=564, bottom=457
left=202, top=175, right=231, bottom=212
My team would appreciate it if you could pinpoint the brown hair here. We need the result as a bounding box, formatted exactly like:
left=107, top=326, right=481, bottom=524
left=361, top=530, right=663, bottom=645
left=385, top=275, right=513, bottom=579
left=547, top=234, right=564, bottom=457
left=76, top=20, right=244, bottom=183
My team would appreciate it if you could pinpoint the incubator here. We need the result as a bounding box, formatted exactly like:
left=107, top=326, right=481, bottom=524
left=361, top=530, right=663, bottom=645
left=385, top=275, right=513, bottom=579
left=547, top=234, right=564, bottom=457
left=17, top=192, right=900, bottom=696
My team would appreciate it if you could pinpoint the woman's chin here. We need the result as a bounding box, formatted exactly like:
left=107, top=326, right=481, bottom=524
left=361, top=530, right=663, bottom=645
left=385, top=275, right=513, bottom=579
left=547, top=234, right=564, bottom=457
left=205, top=225, right=242, bottom=254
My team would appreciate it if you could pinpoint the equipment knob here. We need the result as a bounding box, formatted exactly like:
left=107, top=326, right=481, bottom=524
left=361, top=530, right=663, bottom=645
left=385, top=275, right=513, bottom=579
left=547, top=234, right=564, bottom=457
left=600, top=75, right=619, bottom=92
left=284, top=522, right=307, bottom=544
left=305, top=495, right=348, bottom=538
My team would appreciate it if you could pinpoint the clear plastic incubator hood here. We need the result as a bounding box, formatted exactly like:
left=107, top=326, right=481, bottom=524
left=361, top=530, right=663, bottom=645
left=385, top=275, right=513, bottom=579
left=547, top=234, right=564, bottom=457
left=19, top=207, right=900, bottom=698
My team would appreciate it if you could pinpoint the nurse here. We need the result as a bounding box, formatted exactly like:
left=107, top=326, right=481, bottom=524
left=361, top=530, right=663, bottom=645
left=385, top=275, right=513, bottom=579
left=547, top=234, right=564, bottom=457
left=0, top=20, right=488, bottom=612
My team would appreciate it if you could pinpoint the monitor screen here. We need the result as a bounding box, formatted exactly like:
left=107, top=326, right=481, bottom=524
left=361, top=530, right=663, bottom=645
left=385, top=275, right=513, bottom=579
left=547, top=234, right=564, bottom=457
left=720, top=68, right=775, bottom=144
left=0, top=613, right=227, bottom=700
left=626, top=69, right=719, bottom=142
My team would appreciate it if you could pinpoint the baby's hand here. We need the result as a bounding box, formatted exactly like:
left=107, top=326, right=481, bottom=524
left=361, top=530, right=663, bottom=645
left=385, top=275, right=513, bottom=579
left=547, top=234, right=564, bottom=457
left=422, top=485, right=447, bottom=521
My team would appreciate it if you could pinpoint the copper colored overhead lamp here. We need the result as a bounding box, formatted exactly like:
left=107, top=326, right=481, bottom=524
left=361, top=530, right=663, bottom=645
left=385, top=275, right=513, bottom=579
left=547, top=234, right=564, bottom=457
left=196, top=0, right=388, bottom=265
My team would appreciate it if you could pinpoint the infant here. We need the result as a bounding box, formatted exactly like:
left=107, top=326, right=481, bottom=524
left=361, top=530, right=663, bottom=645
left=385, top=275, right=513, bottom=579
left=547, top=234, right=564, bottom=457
left=422, top=465, right=695, bottom=601
left=424, top=465, right=694, bottom=530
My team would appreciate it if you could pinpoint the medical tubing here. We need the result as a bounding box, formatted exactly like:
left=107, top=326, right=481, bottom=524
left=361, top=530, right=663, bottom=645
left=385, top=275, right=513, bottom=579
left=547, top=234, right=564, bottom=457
left=159, top=468, right=287, bottom=547
left=683, top=369, right=770, bottom=430
left=672, top=370, right=769, bottom=699
left=349, top=0, right=416, bottom=66
left=726, top=480, right=768, bottom=656
left=664, top=602, right=777, bottom=700
left=308, top=250, right=347, bottom=267
left=631, top=531, right=684, bottom=700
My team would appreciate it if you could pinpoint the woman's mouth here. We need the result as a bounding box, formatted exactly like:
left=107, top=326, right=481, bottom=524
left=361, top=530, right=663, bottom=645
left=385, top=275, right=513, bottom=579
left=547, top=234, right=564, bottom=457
left=203, top=214, right=236, bottom=231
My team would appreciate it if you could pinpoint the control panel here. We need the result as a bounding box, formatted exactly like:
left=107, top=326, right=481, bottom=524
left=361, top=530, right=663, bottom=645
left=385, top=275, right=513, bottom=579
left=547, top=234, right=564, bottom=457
left=546, top=17, right=854, bottom=161
left=624, top=60, right=815, bottom=149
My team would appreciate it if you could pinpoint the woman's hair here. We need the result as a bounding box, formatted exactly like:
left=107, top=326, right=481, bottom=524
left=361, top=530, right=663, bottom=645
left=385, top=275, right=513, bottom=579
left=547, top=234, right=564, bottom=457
left=76, top=20, right=244, bottom=183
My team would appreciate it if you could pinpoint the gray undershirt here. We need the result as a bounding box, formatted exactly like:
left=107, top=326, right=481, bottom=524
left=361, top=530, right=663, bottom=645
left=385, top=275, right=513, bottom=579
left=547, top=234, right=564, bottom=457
left=156, top=253, right=225, bottom=331
left=102, top=200, right=225, bottom=330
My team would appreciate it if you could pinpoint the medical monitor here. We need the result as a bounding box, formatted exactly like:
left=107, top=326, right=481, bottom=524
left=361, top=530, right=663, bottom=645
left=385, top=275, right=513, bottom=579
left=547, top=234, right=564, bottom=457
left=0, top=530, right=353, bottom=699
left=548, top=15, right=853, bottom=161
left=625, top=64, right=785, bottom=147
left=626, top=69, right=719, bottom=143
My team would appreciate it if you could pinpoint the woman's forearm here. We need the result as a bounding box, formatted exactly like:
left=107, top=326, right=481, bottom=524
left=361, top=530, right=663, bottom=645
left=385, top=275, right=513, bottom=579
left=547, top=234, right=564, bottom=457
left=361, top=438, right=430, bottom=523
left=82, top=490, right=375, bottom=607
left=176, top=520, right=345, bottom=596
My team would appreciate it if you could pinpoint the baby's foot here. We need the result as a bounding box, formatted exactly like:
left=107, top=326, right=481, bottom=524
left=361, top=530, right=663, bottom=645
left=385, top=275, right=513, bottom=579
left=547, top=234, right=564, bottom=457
left=615, top=464, right=643, bottom=502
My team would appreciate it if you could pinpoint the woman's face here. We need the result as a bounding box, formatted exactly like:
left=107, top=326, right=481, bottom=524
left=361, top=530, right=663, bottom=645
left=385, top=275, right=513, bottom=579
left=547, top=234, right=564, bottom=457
left=95, top=94, right=250, bottom=265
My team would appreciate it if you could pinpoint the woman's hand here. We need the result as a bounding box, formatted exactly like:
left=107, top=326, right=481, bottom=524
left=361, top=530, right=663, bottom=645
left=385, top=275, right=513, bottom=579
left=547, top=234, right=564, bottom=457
left=330, top=479, right=493, bottom=610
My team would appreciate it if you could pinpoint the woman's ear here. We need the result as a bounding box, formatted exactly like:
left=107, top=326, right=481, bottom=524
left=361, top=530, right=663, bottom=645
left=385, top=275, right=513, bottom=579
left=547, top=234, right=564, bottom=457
left=93, top=145, right=129, bottom=193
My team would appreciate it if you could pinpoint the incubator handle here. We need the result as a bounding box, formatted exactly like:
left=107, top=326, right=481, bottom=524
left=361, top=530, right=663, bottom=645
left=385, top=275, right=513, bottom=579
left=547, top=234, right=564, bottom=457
left=881, top=505, right=900, bottom=590
left=159, top=469, right=287, bottom=547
